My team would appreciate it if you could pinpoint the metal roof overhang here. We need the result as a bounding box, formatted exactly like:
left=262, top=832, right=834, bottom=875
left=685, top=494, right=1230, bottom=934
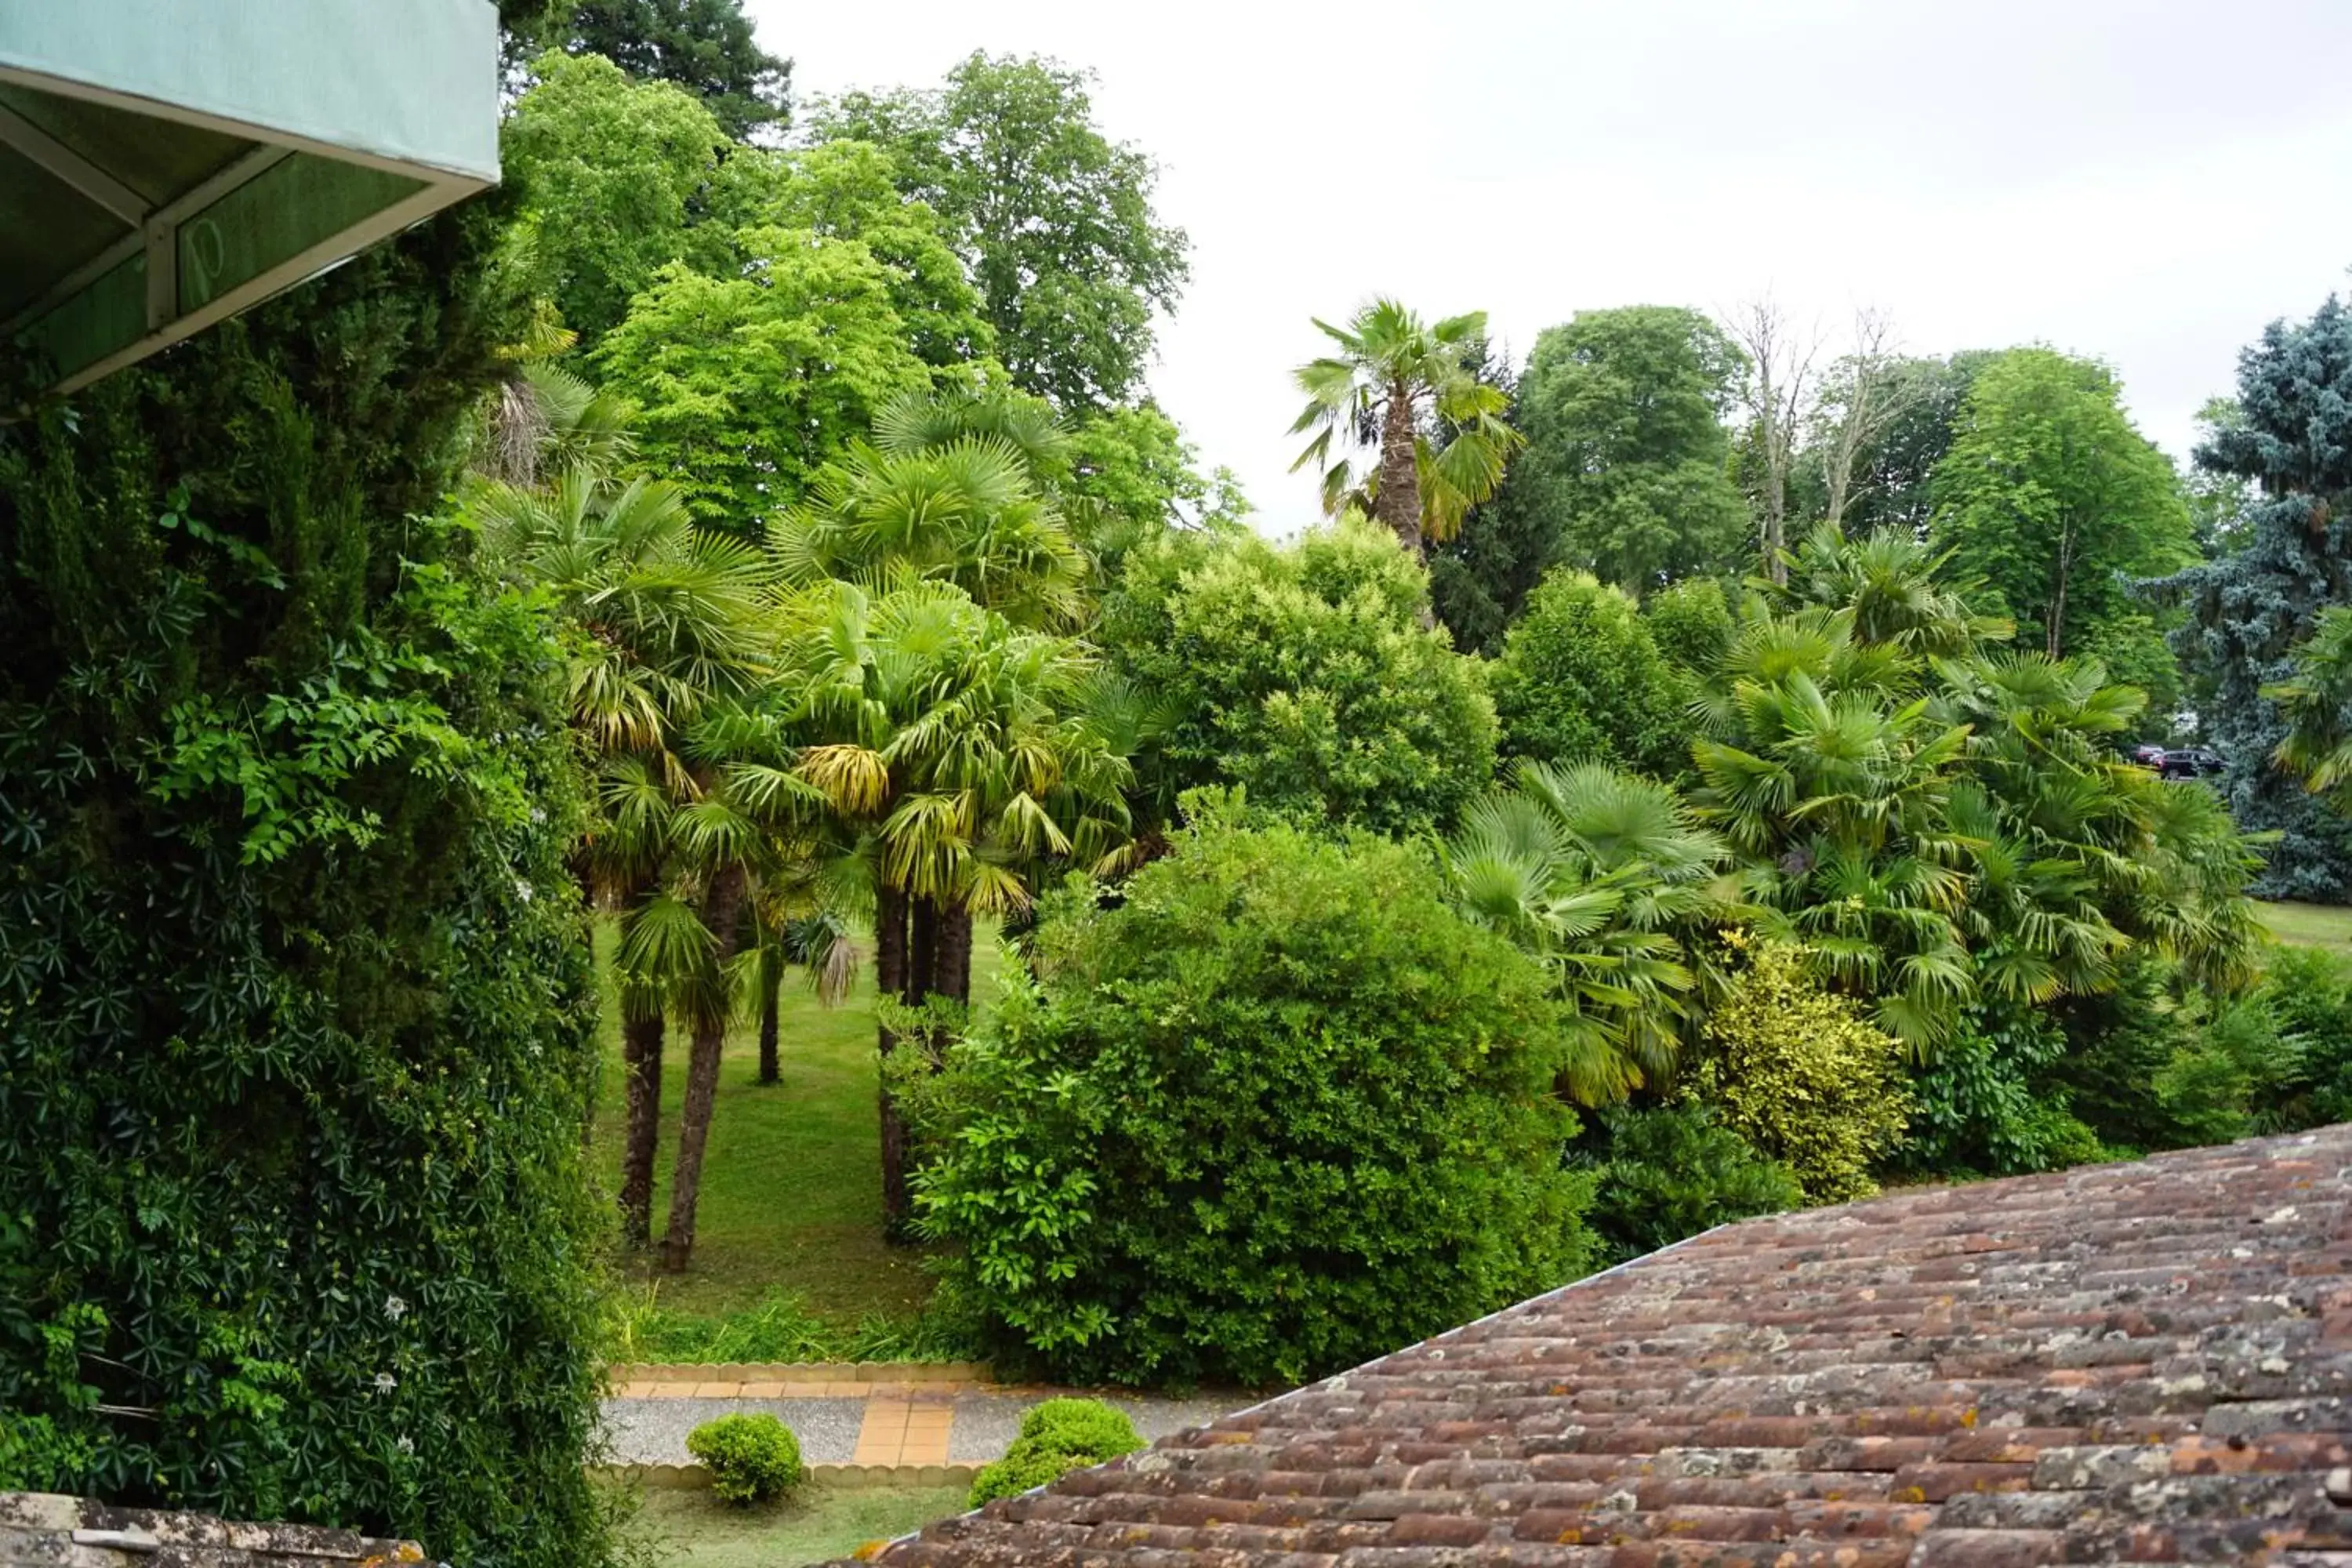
left=0, top=0, right=501, bottom=396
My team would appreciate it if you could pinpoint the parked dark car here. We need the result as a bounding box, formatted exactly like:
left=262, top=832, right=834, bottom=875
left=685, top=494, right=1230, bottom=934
left=2159, top=747, right=2225, bottom=779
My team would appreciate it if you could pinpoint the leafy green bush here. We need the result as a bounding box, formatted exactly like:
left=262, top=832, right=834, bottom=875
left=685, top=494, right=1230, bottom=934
left=2054, top=956, right=2306, bottom=1154
left=2252, top=944, right=2352, bottom=1130
left=914, top=801, right=1597, bottom=1388
left=1897, top=1008, right=2104, bottom=1178
left=1493, top=569, right=1687, bottom=779
left=967, top=1399, right=1142, bottom=1507
left=1099, top=517, right=1497, bottom=837
left=1689, top=939, right=1913, bottom=1203
left=688, top=1414, right=804, bottom=1505
left=1581, top=1105, right=1803, bottom=1261
left=1642, top=576, right=1737, bottom=677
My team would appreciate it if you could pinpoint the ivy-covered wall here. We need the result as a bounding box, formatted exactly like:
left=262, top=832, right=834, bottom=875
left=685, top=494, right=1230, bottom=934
left=0, top=205, right=616, bottom=1568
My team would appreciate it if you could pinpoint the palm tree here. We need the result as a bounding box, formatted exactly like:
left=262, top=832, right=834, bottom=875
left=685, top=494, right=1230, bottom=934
left=468, top=426, right=775, bottom=1253
left=1289, top=299, right=1521, bottom=561
left=779, top=579, right=1134, bottom=1229
left=771, top=389, right=1088, bottom=629
left=1447, top=761, right=1737, bottom=1099
left=2270, top=605, right=2352, bottom=809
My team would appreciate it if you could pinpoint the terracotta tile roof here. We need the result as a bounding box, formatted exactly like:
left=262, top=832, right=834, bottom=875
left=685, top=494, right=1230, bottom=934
left=869, top=1127, right=2352, bottom=1568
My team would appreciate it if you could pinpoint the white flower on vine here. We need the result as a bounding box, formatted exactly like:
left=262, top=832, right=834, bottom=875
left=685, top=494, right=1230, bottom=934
left=374, top=1372, right=397, bottom=1393
left=384, top=1294, right=408, bottom=1321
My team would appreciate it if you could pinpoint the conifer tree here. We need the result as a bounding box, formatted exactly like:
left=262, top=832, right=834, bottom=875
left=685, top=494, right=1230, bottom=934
left=2150, top=296, right=2352, bottom=902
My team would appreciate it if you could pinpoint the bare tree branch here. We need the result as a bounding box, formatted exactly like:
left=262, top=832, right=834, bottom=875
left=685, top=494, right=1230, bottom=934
left=1728, top=296, right=1820, bottom=585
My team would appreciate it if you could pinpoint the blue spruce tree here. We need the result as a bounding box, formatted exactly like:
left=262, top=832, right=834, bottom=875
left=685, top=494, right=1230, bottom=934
left=2151, top=296, right=2352, bottom=901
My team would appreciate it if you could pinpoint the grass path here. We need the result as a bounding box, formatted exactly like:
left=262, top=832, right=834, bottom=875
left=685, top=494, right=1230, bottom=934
left=625, top=1485, right=965, bottom=1568
left=587, top=924, right=1002, bottom=1323
left=2255, top=900, right=2352, bottom=952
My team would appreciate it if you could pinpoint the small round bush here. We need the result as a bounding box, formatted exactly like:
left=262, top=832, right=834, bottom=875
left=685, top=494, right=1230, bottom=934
left=1019, top=1398, right=1142, bottom=1458
left=967, top=1399, right=1142, bottom=1508
left=686, top=1412, right=804, bottom=1505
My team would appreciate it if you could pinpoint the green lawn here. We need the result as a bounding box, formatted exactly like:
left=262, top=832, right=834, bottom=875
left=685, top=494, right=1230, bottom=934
left=624, top=1485, right=965, bottom=1568
left=2255, top=900, right=2352, bottom=952
left=588, top=924, right=1002, bottom=1323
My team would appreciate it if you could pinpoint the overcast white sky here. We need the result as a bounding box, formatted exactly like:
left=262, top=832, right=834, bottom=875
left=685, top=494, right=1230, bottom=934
left=750, top=0, right=2352, bottom=529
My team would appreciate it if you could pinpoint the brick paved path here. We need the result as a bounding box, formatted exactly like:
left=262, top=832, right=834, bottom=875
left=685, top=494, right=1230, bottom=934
left=601, top=1368, right=1240, bottom=1468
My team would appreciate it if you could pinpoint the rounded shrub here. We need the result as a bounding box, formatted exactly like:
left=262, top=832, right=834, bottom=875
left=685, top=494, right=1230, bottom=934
left=687, top=1412, right=804, bottom=1505
left=913, top=799, right=1598, bottom=1388
left=1494, top=569, right=1686, bottom=779
left=1690, top=938, right=1913, bottom=1203
left=967, top=1399, right=1142, bottom=1508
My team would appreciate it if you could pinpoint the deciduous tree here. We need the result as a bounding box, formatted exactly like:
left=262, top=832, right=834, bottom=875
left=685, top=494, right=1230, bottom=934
left=808, top=55, right=1189, bottom=411
left=1509, top=307, right=1748, bottom=590
left=1929, top=347, right=2194, bottom=660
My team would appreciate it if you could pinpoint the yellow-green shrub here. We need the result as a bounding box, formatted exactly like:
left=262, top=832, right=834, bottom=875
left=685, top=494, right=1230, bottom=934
left=1689, top=938, right=1912, bottom=1203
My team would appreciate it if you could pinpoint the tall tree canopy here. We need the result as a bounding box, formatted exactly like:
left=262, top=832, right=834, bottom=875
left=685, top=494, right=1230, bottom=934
left=1929, top=347, right=2194, bottom=662
left=2151, top=296, right=2352, bottom=902
left=1826, top=352, right=1993, bottom=539
left=532, top=0, right=791, bottom=139
left=1511, top=307, right=1749, bottom=590
left=594, top=231, right=940, bottom=534
left=503, top=52, right=728, bottom=348
left=691, top=140, right=993, bottom=369
left=808, top=54, right=1190, bottom=411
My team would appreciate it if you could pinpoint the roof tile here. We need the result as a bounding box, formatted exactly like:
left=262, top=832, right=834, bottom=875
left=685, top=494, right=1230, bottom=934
left=860, top=1129, right=2352, bottom=1568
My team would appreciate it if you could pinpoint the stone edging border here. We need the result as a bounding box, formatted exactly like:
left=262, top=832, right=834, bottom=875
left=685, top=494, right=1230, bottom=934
left=600, top=1462, right=981, bottom=1491
left=609, top=1361, right=991, bottom=1385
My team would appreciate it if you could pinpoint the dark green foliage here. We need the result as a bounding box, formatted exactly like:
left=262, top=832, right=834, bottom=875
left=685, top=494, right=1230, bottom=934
left=2049, top=958, right=2303, bottom=1154
left=1579, top=1105, right=1802, bottom=1263
left=966, top=1399, right=1142, bottom=1506
left=1100, top=519, right=1497, bottom=838
left=1493, top=569, right=1686, bottom=779
left=1510, top=307, right=1750, bottom=590
left=0, top=212, right=613, bottom=1567
left=687, top=1414, right=804, bottom=1504
left=2254, top=944, right=2352, bottom=1130
left=913, top=806, right=1597, bottom=1388
left=1896, top=1009, right=2104, bottom=1178
left=809, top=55, right=1189, bottom=411
left=537, top=0, right=791, bottom=138
left=2148, top=296, right=2352, bottom=902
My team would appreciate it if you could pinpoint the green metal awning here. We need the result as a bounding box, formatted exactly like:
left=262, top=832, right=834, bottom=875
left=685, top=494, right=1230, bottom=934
left=1, top=0, right=500, bottom=395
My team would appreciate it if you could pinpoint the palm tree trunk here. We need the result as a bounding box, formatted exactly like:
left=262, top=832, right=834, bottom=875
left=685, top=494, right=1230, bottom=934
left=618, top=1011, right=664, bottom=1248
left=933, top=903, right=972, bottom=1024
left=756, top=942, right=782, bottom=1086
left=1375, top=385, right=1424, bottom=561
left=874, top=881, right=913, bottom=1236
left=659, top=862, right=749, bottom=1275
left=906, top=897, right=937, bottom=1008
